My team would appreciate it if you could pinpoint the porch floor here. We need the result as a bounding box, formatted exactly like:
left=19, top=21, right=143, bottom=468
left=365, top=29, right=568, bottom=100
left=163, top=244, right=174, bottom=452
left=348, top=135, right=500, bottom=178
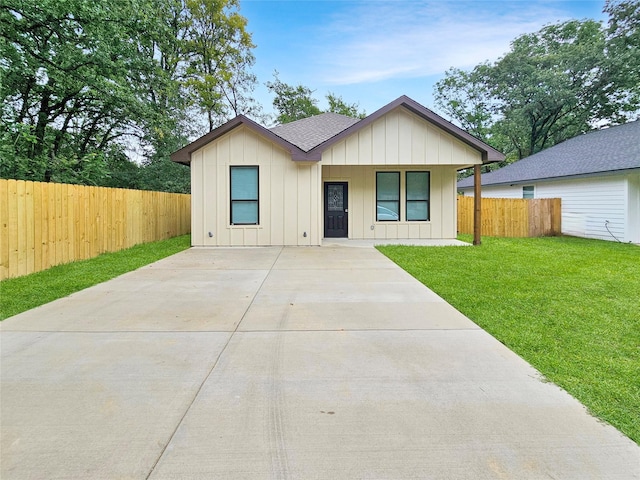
left=321, top=238, right=470, bottom=247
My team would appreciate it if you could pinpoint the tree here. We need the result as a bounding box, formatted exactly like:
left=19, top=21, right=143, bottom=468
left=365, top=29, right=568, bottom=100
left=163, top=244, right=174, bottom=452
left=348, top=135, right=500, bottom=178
left=132, top=0, right=258, bottom=192
left=326, top=93, right=366, bottom=119
left=0, top=0, right=260, bottom=191
left=182, top=0, right=258, bottom=132
left=0, top=0, right=162, bottom=184
left=604, top=0, right=640, bottom=112
left=266, top=73, right=365, bottom=124
left=434, top=13, right=640, bottom=163
left=266, top=72, right=322, bottom=124
left=434, top=64, right=494, bottom=142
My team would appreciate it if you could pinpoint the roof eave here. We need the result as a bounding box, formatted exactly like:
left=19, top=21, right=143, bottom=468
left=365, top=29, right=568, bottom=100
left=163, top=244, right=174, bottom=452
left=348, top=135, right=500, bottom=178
left=305, top=96, right=504, bottom=163
left=171, top=96, right=507, bottom=165
left=170, top=115, right=307, bottom=165
left=459, top=166, right=640, bottom=189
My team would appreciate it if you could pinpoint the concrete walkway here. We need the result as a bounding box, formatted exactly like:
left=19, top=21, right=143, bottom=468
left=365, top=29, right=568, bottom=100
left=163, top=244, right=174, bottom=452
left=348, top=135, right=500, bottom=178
left=1, top=246, right=638, bottom=479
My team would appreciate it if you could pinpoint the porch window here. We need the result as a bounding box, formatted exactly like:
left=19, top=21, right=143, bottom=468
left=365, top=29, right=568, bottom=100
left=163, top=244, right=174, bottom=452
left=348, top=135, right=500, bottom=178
left=230, top=166, right=259, bottom=225
left=376, top=172, right=400, bottom=221
left=406, top=171, right=430, bottom=221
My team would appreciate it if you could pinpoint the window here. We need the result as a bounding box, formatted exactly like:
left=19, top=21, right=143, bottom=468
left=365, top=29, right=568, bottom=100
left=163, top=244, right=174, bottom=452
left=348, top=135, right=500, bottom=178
left=230, top=166, right=259, bottom=225
left=522, top=185, right=534, bottom=199
left=406, top=172, right=430, bottom=221
left=376, top=172, right=400, bottom=221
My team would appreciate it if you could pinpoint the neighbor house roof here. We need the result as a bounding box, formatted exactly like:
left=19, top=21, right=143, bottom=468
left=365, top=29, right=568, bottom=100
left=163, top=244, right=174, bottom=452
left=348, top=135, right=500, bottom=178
left=458, top=120, right=640, bottom=188
left=171, top=95, right=505, bottom=164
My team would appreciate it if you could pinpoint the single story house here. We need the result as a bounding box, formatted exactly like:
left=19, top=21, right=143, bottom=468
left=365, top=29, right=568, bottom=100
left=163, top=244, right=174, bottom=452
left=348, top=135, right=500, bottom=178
left=458, top=121, right=640, bottom=243
left=171, top=95, right=503, bottom=246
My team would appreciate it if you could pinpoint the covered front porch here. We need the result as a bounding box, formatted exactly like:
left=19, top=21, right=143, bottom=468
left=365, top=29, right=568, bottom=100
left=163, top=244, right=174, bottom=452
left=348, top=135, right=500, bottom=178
left=321, top=237, right=470, bottom=247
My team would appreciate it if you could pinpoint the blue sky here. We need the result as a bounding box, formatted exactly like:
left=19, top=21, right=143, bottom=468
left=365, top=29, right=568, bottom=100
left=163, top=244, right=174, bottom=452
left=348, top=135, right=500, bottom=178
left=240, top=0, right=607, bottom=123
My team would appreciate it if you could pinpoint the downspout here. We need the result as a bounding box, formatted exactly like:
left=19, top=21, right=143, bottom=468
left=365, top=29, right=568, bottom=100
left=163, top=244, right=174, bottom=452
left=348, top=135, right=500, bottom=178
left=473, top=157, right=484, bottom=246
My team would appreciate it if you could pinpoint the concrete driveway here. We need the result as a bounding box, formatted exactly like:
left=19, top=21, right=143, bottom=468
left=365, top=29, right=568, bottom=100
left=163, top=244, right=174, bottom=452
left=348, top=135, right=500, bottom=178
left=1, top=246, right=638, bottom=479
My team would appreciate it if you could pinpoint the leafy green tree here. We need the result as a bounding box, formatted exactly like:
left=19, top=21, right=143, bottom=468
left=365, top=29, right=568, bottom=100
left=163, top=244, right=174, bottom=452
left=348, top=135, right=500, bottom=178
left=266, top=73, right=365, bottom=124
left=434, top=12, right=640, bottom=163
left=0, top=0, right=161, bottom=184
left=0, top=0, right=259, bottom=191
left=434, top=64, right=494, bottom=143
left=182, top=0, right=258, bottom=132
left=266, top=72, right=322, bottom=124
left=604, top=0, right=640, bottom=111
left=132, top=0, right=257, bottom=192
left=326, top=93, right=366, bottom=119
left=138, top=157, right=190, bottom=193
left=491, top=20, right=611, bottom=159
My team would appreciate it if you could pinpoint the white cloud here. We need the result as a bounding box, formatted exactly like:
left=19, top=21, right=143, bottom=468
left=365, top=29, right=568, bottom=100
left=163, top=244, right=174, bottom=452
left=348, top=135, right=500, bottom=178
left=313, top=0, right=577, bottom=85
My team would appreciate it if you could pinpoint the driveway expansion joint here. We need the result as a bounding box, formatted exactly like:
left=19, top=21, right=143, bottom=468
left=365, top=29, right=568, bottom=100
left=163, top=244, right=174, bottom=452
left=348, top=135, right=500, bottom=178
left=144, top=246, right=285, bottom=480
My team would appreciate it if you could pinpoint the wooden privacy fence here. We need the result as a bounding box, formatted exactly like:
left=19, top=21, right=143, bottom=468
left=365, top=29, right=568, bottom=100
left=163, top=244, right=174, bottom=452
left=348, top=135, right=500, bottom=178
left=457, top=195, right=561, bottom=238
left=0, top=179, right=191, bottom=280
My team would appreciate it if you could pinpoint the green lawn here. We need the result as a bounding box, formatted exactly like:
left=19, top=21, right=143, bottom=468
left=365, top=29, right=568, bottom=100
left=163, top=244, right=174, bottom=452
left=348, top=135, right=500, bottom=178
left=378, top=235, right=640, bottom=444
left=0, top=235, right=191, bottom=320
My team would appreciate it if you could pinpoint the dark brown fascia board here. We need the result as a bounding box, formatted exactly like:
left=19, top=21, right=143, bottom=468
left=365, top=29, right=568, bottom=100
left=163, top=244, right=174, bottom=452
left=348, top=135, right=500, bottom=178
left=170, top=115, right=308, bottom=164
left=306, top=95, right=505, bottom=163
left=171, top=97, right=505, bottom=165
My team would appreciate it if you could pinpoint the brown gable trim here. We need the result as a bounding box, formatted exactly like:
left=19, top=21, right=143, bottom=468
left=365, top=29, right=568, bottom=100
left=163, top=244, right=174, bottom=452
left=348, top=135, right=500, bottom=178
left=170, top=115, right=308, bottom=165
left=171, top=96, right=504, bottom=165
left=306, top=95, right=504, bottom=163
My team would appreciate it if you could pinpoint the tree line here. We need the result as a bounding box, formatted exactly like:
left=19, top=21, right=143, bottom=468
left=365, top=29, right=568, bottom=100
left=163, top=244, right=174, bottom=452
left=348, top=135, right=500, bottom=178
left=1, top=0, right=258, bottom=192
left=435, top=0, right=640, bottom=171
left=1, top=0, right=638, bottom=191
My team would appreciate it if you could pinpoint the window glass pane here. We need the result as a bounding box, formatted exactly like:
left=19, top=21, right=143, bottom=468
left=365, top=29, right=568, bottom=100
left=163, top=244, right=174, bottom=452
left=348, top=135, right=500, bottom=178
left=406, top=172, right=430, bottom=221
left=232, top=201, right=258, bottom=224
left=522, top=186, right=534, bottom=199
left=377, top=202, right=399, bottom=221
left=231, top=167, right=258, bottom=200
left=376, top=172, right=399, bottom=221
left=230, top=166, right=258, bottom=225
left=327, top=184, right=344, bottom=211
left=376, top=172, right=399, bottom=200
left=406, top=172, right=429, bottom=200
left=407, top=201, right=428, bottom=221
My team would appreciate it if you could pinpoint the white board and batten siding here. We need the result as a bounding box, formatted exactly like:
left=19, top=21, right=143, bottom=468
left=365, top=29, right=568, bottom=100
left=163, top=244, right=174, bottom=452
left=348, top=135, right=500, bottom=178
left=322, top=165, right=459, bottom=239
left=190, top=125, right=322, bottom=246
left=321, top=107, right=483, bottom=240
left=322, top=107, right=482, bottom=167
left=191, top=106, right=486, bottom=246
left=461, top=172, right=640, bottom=243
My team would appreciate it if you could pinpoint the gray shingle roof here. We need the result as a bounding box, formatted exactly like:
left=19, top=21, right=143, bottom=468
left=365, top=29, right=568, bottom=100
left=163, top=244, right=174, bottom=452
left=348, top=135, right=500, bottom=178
left=269, top=113, right=361, bottom=152
left=458, top=120, right=640, bottom=188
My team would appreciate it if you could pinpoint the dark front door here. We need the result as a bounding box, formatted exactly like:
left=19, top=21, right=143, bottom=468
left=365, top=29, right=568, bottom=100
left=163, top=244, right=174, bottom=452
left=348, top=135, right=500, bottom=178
left=324, top=182, right=348, bottom=238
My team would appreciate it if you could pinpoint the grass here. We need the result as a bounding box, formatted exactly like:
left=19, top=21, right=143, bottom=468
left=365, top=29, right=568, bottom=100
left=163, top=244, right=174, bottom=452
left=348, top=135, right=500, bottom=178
left=0, top=234, right=191, bottom=320
left=378, top=235, right=640, bottom=444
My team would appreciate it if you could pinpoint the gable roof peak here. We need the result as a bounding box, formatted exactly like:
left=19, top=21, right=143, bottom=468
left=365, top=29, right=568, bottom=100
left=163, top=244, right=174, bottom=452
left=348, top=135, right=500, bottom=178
left=170, top=95, right=505, bottom=164
left=304, top=95, right=504, bottom=163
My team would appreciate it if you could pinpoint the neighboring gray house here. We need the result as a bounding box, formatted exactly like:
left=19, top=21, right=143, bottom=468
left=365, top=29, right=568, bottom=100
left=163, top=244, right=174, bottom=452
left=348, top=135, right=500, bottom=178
left=458, top=121, right=640, bottom=243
